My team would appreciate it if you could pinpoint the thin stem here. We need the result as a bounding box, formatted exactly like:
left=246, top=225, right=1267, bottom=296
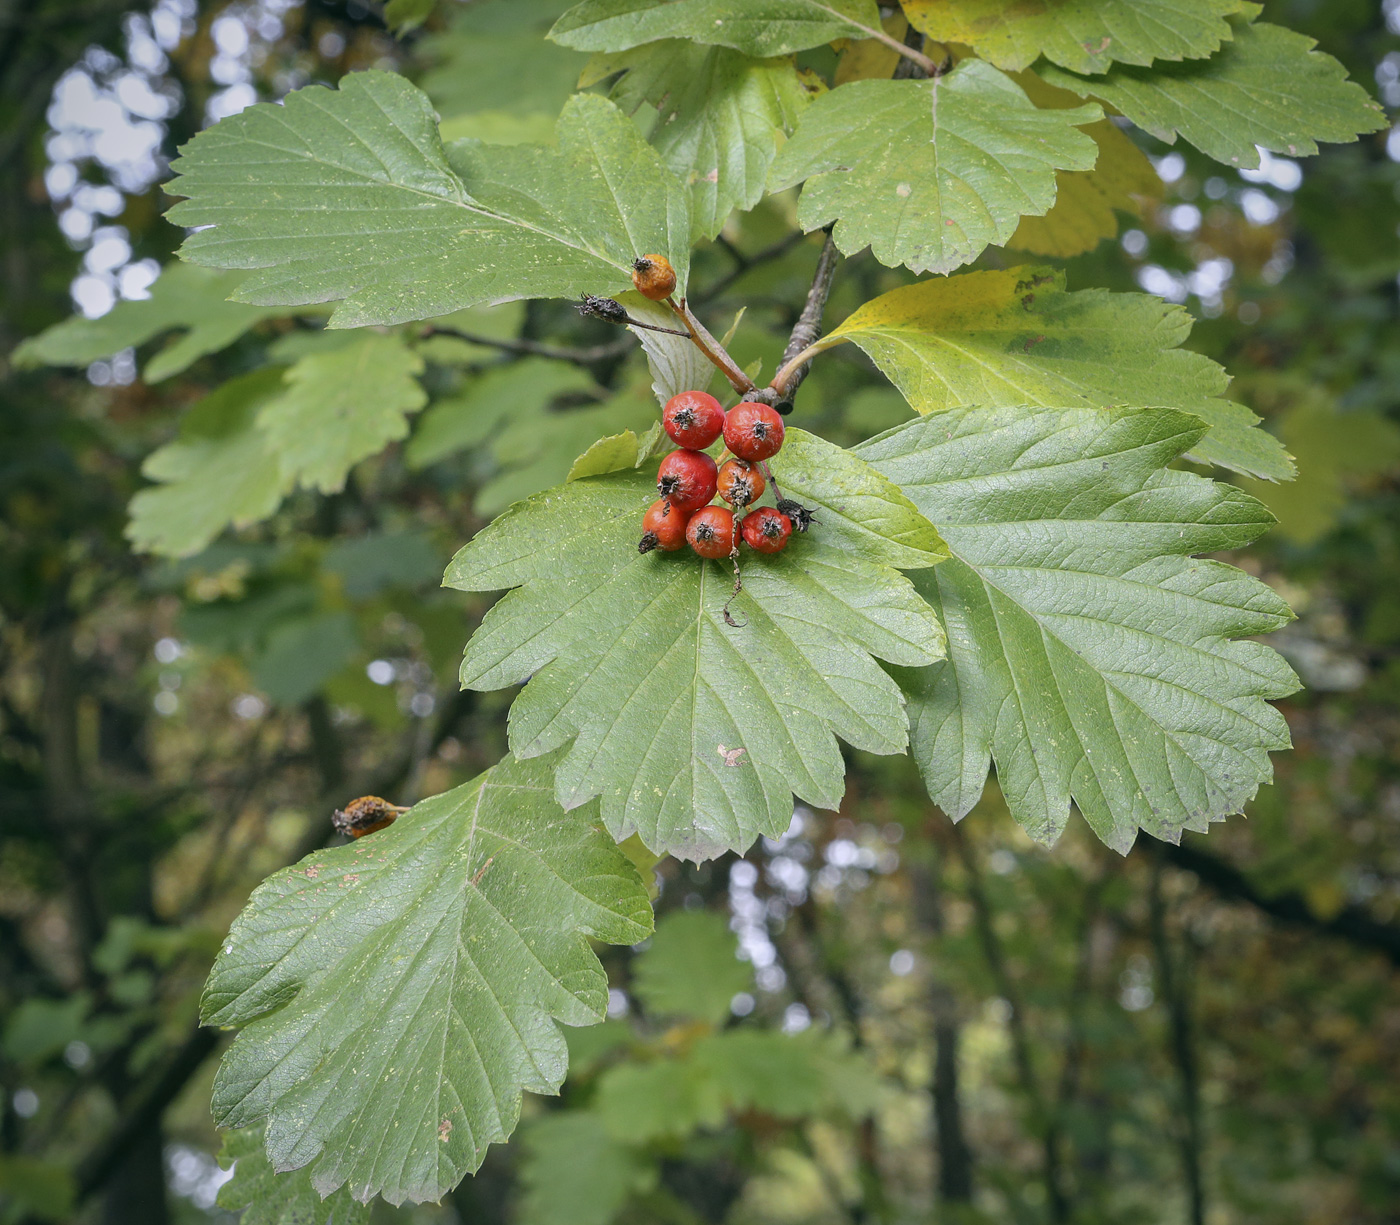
left=832, top=3, right=939, bottom=75
left=771, top=337, right=847, bottom=398
left=421, top=326, right=633, bottom=365
left=669, top=297, right=756, bottom=394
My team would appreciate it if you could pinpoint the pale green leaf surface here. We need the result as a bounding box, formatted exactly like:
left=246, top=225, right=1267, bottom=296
left=631, top=910, right=750, bottom=1025
left=407, top=360, right=598, bottom=470
left=567, top=427, right=656, bottom=482
left=201, top=753, right=652, bottom=1205
left=445, top=430, right=946, bottom=860
left=767, top=62, right=1101, bottom=274
left=420, top=0, right=585, bottom=120
left=13, top=264, right=314, bottom=382
left=550, top=0, right=882, bottom=56
left=903, top=0, right=1250, bottom=74
left=217, top=1126, right=369, bottom=1225
left=826, top=268, right=1293, bottom=480
left=1039, top=21, right=1387, bottom=167
left=517, top=1114, right=653, bottom=1225
left=858, top=405, right=1299, bottom=852
left=587, top=41, right=811, bottom=239
left=128, top=368, right=292, bottom=558
left=168, top=74, right=690, bottom=327
left=258, top=333, right=427, bottom=493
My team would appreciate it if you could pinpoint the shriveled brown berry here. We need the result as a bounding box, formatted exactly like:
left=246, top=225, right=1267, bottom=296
left=631, top=254, right=677, bottom=301
left=332, top=795, right=406, bottom=839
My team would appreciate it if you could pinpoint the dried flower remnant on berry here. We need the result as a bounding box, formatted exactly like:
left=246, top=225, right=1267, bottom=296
left=776, top=499, right=817, bottom=531
left=332, top=795, right=407, bottom=839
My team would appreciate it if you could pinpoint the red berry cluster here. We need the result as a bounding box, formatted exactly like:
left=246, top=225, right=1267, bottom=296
left=639, top=390, right=805, bottom=559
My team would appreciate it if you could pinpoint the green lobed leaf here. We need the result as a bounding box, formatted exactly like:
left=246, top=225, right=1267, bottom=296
left=903, top=0, right=1251, bottom=75
left=167, top=73, right=690, bottom=327
left=824, top=267, right=1293, bottom=480
left=1039, top=20, right=1387, bottom=168
left=217, top=1126, right=370, bottom=1225
left=128, top=368, right=292, bottom=558
left=259, top=333, right=427, bottom=494
left=12, top=264, right=318, bottom=383
left=517, top=1114, right=654, bottom=1225
left=631, top=910, right=751, bottom=1025
left=201, top=753, right=653, bottom=1205
left=585, top=41, right=812, bottom=239
left=420, top=0, right=586, bottom=121
left=594, top=1029, right=877, bottom=1143
left=407, top=359, right=599, bottom=471
left=445, top=429, right=947, bottom=861
left=550, top=0, right=883, bottom=57
left=858, top=405, right=1299, bottom=852
left=767, top=61, right=1101, bottom=275
left=477, top=387, right=658, bottom=517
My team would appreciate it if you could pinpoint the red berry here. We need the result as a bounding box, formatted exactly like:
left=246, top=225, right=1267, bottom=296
left=657, top=449, right=718, bottom=513
left=631, top=254, right=677, bottom=301
left=716, top=458, right=765, bottom=508
left=686, top=506, right=735, bottom=559
left=742, top=507, right=793, bottom=554
left=723, top=402, right=785, bottom=462
left=638, top=499, right=689, bottom=553
left=663, top=390, right=724, bottom=449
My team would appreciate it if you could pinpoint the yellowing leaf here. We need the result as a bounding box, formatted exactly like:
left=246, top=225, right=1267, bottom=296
left=904, top=0, right=1250, bottom=74
left=825, top=267, right=1292, bottom=480
left=1008, top=72, right=1160, bottom=257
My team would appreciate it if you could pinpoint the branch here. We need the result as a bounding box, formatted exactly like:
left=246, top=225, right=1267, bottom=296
left=767, top=231, right=842, bottom=402
left=669, top=297, right=757, bottom=394
left=421, top=325, right=634, bottom=365
left=1154, top=839, right=1400, bottom=968
left=838, top=6, right=940, bottom=76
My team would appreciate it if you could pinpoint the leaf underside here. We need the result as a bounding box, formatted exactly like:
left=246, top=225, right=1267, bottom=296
left=768, top=61, right=1101, bottom=275
left=859, top=405, right=1299, bottom=853
left=827, top=266, right=1294, bottom=481
left=201, top=753, right=651, bottom=1206
left=549, top=0, right=883, bottom=57
left=445, top=430, right=947, bottom=861
left=167, top=72, right=690, bottom=327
